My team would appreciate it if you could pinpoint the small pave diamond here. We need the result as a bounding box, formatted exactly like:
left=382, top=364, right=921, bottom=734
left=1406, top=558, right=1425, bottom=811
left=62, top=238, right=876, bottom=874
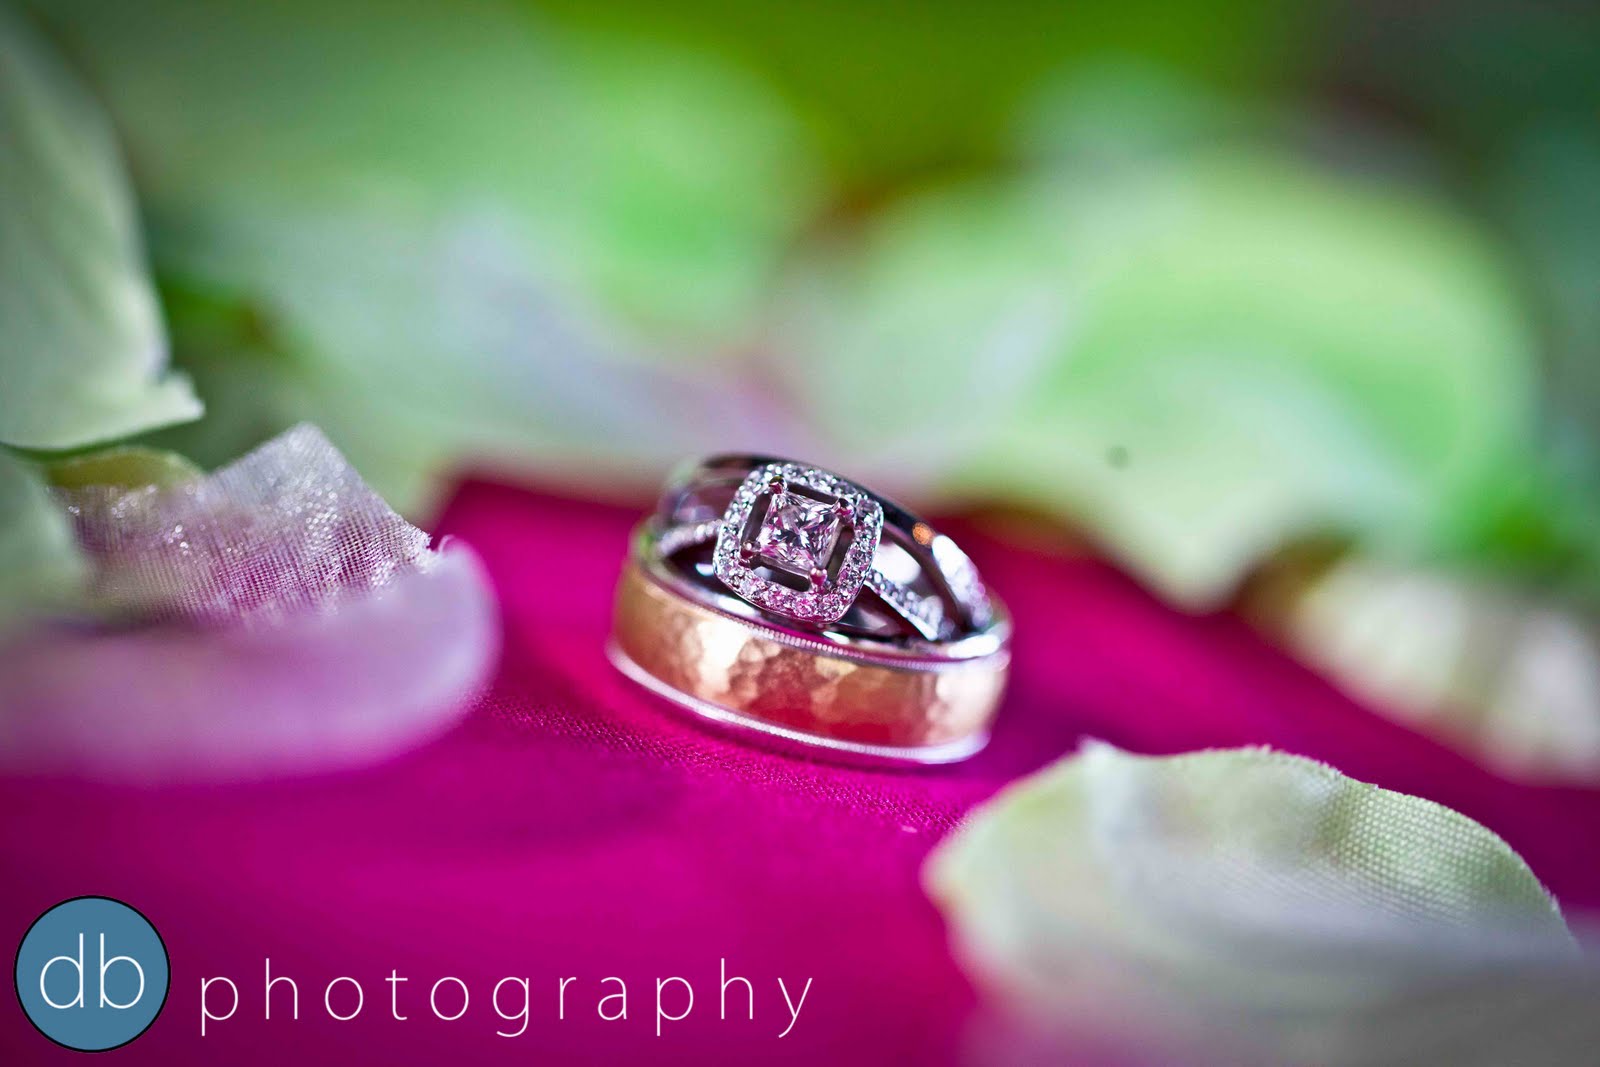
left=752, top=493, right=841, bottom=576
left=866, top=571, right=946, bottom=641
left=655, top=519, right=721, bottom=558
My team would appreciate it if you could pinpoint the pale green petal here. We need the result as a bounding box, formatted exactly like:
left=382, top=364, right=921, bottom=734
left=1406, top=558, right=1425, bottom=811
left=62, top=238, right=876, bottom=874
left=780, top=95, right=1538, bottom=606
left=927, top=743, right=1586, bottom=1065
left=27, top=0, right=815, bottom=504
left=0, top=449, right=85, bottom=628
left=144, top=207, right=774, bottom=512
left=0, top=4, right=198, bottom=450
left=1263, top=557, right=1600, bottom=786
left=45, top=446, right=202, bottom=491
left=31, top=0, right=818, bottom=345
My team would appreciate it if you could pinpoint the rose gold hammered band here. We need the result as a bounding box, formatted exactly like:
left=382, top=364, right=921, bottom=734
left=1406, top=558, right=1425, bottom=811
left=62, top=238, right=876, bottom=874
left=609, top=559, right=1007, bottom=764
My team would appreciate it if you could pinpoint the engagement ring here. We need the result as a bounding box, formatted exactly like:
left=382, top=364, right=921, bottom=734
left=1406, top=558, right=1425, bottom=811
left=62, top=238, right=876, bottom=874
left=608, top=455, right=1010, bottom=765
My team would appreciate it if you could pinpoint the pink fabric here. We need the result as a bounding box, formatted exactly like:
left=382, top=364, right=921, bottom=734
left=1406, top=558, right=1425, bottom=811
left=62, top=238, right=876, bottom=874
left=3, top=479, right=1598, bottom=1064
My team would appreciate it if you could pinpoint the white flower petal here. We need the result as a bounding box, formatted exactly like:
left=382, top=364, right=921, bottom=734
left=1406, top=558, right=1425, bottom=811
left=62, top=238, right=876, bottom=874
left=0, top=6, right=199, bottom=449
left=0, top=425, right=498, bottom=781
left=926, top=742, right=1593, bottom=1065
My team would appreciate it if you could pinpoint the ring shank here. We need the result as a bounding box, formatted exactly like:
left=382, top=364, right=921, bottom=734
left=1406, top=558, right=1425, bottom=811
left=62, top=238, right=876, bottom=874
left=611, top=559, right=1007, bottom=758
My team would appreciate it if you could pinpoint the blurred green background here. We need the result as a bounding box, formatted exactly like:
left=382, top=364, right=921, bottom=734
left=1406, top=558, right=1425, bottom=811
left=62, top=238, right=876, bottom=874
left=3, top=0, right=1600, bottom=775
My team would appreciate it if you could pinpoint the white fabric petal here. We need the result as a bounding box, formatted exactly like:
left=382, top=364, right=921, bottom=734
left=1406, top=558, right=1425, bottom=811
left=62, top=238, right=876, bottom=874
left=0, top=425, right=498, bottom=781
left=926, top=742, right=1596, bottom=1066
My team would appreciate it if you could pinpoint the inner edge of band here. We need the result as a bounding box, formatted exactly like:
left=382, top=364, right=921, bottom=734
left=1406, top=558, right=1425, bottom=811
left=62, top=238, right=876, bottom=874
left=605, top=640, right=991, bottom=768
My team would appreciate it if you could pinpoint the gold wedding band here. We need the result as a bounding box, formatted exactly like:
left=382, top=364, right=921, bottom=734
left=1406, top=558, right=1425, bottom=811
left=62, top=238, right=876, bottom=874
left=609, top=557, right=1007, bottom=764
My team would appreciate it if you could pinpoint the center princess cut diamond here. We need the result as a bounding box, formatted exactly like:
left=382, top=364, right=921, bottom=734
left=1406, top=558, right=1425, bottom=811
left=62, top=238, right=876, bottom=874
left=753, top=493, right=841, bottom=575
left=713, top=462, right=884, bottom=628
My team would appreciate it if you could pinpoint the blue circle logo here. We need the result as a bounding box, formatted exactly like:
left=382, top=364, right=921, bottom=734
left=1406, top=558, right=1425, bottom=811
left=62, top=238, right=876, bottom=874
left=14, top=896, right=170, bottom=1052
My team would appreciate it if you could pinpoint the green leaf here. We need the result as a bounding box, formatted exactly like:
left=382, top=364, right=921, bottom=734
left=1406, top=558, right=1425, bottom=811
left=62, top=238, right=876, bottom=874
left=536, top=0, right=1317, bottom=187
left=0, top=4, right=199, bottom=450
left=926, top=743, right=1585, bottom=1064
left=1499, top=122, right=1600, bottom=463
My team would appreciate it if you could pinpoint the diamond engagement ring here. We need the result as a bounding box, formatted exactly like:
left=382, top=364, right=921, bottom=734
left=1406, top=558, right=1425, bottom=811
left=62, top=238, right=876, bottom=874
left=607, top=455, right=1010, bottom=765
left=652, top=455, right=996, bottom=643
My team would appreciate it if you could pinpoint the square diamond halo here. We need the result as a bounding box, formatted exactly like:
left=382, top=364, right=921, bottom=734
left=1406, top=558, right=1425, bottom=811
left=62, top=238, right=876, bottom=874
left=713, top=462, right=883, bottom=627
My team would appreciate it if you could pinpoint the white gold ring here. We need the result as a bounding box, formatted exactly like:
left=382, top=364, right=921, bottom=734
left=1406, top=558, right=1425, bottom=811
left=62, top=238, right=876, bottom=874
left=652, top=455, right=997, bottom=644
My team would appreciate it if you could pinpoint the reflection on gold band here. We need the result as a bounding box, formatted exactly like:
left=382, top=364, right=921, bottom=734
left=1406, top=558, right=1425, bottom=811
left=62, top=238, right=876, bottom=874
left=610, top=560, right=1007, bottom=756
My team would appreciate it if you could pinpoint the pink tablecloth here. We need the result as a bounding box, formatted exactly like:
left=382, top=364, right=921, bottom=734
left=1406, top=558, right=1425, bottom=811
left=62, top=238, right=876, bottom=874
left=3, top=480, right=1598, bottom=1064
